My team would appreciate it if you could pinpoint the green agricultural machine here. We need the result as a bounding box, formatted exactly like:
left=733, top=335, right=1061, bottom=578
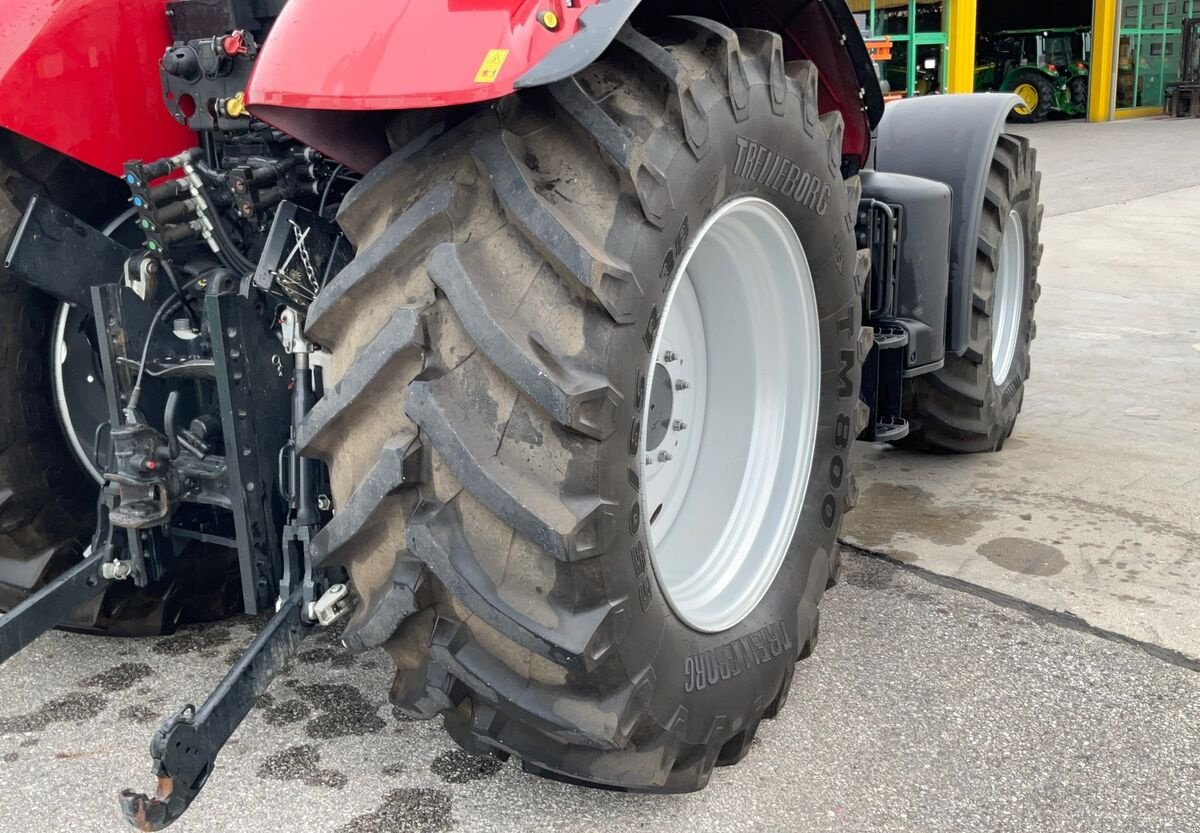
left=977, top=28, right=1092, bottom=123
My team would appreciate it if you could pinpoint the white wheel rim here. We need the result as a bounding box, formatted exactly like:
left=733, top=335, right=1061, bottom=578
left=640, top=197, right=821, bottom=633
left=992, top=209, right=1025, bottom=385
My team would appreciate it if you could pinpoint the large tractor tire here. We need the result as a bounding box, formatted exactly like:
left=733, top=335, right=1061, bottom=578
left=0, top=158, right=240, bottom=634
left=900, top=133, right=1042, bottom=453
left=1068, top=76, right=1089, bottom=114
left=1008, top=71, right=1056, bottom=123
left=303, top=20, right=869, bottom=790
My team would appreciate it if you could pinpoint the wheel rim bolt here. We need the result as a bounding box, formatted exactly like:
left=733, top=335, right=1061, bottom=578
left=663, top=351, right=679, bottom=362
left=658, top=451, right=673, bottom=462
left=675, top=379, right=690, bottom=391
left=673, top=420, right=687, bottom=431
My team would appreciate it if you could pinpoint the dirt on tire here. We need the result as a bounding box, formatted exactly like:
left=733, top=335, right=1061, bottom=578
left=304, top=19, right=870, bottom=791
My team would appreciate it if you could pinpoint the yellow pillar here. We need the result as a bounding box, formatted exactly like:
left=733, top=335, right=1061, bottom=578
left=946, top=0, right=977, bottom=94
left=1089, top=0, right=1119, bottom=121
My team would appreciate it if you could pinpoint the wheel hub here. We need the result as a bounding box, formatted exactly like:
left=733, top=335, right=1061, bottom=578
left=640, top=197, right=821, bottom=633
left=1013, top=83, right=1038, bottom=115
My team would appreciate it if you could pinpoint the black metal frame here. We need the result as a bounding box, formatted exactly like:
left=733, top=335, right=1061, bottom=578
left=120, top=590, right=312, bottom=831
left=0, top=172, right=337, bottom=826
left=0, top=548, right=113, bottom=664
left=206, top=279, right=293, bottom=614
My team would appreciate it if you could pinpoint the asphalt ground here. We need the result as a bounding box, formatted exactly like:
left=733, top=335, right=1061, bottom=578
left=1, top=554, right=1197, bottom=833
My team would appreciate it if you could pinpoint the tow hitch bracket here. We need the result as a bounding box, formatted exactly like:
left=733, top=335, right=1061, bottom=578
left=119, top=589, right=312, bottom=831
left=0, top=546, right=115, bottom=665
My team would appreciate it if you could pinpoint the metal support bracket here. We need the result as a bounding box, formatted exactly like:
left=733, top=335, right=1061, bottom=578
left=119, top=590, right=311, bottom=831
left=0, top=547, right=114, bottom=664
left=206, top=275, right=292, bottom=614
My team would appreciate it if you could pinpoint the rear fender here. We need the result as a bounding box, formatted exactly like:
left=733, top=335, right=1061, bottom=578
left=0, top=0, right=193, bottom=176
left=250, top=0, right=880, bottom=172
left=872, top=93, right=1021, bottom=356
left=248, top=0, right=626, bottom=172
left=248, top=0, right=621, bottom=112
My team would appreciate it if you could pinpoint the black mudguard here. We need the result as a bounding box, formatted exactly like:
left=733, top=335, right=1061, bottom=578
left=872, top=93, right=1020, bottom=356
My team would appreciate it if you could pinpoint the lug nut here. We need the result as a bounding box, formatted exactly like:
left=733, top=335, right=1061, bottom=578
left=673, top=420, right=687, bottom=431
left=675, top=379, right=690, bottom=391
left=663, top=351, right=679, bottom=363
left=658, top=451, right=673, bottom=462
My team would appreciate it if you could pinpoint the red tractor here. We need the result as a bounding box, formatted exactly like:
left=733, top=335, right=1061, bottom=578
left=0, top=1, right=1041, bottom=827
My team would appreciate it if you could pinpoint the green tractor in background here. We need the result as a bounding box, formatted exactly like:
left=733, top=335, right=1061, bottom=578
left=977, top=28, right=1092, bottom=123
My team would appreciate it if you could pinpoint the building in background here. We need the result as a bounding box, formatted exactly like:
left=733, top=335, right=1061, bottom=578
left=847, top=0, right=1198, bottom=120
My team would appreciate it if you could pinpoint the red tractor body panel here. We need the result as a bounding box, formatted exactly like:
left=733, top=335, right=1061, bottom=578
left=0, top=0, right=193, bottom=175
left=0, top=0, right=873, bottom=177
left=246, top=0, right=601, bottom=110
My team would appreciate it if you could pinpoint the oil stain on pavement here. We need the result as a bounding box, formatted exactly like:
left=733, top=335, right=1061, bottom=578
left=843, top=483, right=993, bottom=549
left=978, top=537, right=1067, bottom=576
left=0, top=691, right=105, bottom=733
left=286, top=681, right=386, bottom=738
left=152, top=624, right=233, bottom=657
left=118, top=703, right=161, bottom=724
left=335, top=788, right=452, bottom=833
left=80, top=662, right=153, bottom=692
left=430, top=749, right=504, bottom=783
left=257, top=744, right=348, bottom=789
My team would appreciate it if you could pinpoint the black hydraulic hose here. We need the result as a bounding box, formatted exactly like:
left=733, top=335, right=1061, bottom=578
left=160, top=259, right=200, bottom=330
left=209, top=205, right=257, bottom=273
left=127, top=275, right=205, bottom=413
left=192, top=179, right=258, bottom=274
left=317, top=163, right=345, bottom=219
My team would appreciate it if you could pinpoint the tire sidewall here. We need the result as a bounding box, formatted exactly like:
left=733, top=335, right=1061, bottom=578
left=596, top=75, right=860, bottom=743
left=991, top=148, right=1039, bottom=428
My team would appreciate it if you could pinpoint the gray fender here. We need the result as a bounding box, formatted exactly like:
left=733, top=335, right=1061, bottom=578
left=872, top=93, right=1021, bottom=356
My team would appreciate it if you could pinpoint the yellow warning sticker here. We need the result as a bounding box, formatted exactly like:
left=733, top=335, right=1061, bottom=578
left=475, top=49, right=510, bottom=84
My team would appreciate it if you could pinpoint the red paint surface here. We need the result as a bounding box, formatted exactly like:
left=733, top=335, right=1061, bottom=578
left=0, top=0, right=869, bottom=177
left=247, top=0, right=600, bottom=110
left=0, top=0, right=194, bottom=175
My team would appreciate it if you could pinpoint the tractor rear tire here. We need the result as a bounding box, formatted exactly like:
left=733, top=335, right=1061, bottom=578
left=305, top=20, right=868, bottom=791
left=0, top=160, right=241, bottom=634
left=1068, top=76, right=1089, bottom=113
left=899, top=134, right=1042, bottom=453
left=1008, top=71, right=1056, bottom=123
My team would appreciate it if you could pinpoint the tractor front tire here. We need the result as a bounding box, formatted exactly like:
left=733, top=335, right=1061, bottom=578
left=1008, top=71, right=1056, bottom=123
left=900, top=134, right=1042, bottom=453
left=305, top=20, right=868, bottom=790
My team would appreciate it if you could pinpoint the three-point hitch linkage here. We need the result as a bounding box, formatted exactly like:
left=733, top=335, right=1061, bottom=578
left=0, top=156, right=352, bottom=828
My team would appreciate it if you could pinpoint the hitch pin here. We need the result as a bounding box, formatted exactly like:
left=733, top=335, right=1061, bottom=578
left=100, top=560, right=134, bottom=581
left=307, top=583, right=352, bottom=626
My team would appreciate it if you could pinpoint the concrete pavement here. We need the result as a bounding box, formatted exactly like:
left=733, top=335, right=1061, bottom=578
left=0, top=554, right=1197, bottom=833
left=843, top=116, right=1200, bottom=658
